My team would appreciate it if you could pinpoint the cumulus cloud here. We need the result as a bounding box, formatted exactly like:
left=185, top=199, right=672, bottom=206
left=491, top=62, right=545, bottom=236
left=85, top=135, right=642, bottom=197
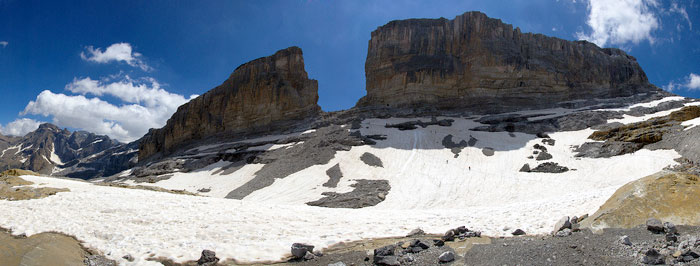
left=576, top=0, right=660, bottom=47
left=20, top=77, right=196, bottom=142
left=65, top=76, right=190, bottom=109
left=664, top=73, right=700, bottom=91
left=688, top=73, right=700, bottom=90
left=0, top=41, right=7, bottom=48
left=80, top=43, right=151, bottom=71
left=0, top=118, right=43, bottom=137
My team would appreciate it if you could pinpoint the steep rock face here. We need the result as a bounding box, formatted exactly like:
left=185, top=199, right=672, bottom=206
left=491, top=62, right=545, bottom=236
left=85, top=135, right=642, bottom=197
left=359, top=11, right=657, bottom=112
left=139, top=46, right=320, bottom=161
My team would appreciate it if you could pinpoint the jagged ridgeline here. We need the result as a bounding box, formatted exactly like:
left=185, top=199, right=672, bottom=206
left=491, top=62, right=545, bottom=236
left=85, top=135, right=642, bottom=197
left=0, top=123, right=137, bottom=178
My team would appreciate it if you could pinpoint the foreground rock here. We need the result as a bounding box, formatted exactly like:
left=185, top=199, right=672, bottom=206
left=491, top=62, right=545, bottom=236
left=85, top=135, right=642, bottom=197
left=580, top=171, right=700, bottom=230
left=282, top=226, right=700, bottom=266
left=140, top=46, right=321, bottom=161
left=358, top=11, right=656, bottom=112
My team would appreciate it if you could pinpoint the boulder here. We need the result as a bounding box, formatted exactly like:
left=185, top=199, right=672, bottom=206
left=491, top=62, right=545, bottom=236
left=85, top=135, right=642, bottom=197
left=442, top=229, right=456, bottom=241
left=646, top=218, right=664, bottom=234
left=535, top=151, right=553, bottom=161
left=531, top=162, right=569, bottom=173
left=374, top=256, right=400, bottom=266
left=555, top=228, right=572, bottom=237
left=512, top=229, right=526, bottom=236
left=619, top=235, right=632, bottom=246
left=406, top=228, right=424, bottom=237
left=519, top=164, right=530, bottom=172
left=196, top=250, right=219, bottom=266
left=664, top=222, right=677, bottom=234
left=553, top=216, right=572, bottom=233
left=291, top=243, right=315, bottom=259
left=438, top=251, right=455, bottom=263
left=641, top=248, right=665, bottom=265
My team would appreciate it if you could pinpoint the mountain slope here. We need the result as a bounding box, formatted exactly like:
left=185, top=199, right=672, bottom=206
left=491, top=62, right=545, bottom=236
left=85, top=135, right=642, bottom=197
left=0, top=123, right=137, bottom=178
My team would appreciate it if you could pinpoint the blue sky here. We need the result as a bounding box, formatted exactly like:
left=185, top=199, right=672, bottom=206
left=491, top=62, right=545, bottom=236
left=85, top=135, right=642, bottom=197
left=0, top=0, right=698, bottom=141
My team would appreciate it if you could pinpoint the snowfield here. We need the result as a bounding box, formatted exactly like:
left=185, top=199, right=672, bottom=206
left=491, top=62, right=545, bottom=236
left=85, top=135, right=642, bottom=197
left=0, top=97, right=690, bottom=265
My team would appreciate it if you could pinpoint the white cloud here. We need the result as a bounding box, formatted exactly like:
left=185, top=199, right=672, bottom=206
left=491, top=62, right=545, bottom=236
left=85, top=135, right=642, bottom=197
left=576, top=0, right=660, bottom=47
left=669, top=2, right=692, bottom=30
left=20, top=77, right=196, bottom=142
left=664, top=73, right=700, bottom=91
left=0, top=118, right=43, bottom=137
left=688, top=73, right=700, bottom=90
left=80, top=43, right=151, bottom=71
left=65, top=76, right=190, bottom=109
left=0, top=41, right=7, bottom=48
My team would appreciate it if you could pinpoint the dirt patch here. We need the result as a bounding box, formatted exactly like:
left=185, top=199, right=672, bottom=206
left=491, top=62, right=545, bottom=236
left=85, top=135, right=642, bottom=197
left=98, top=182, right=199, bottom=196
left=0, top=175, right=34, bottom=186
left=0, top=169, right=40, bottom=178
left=0, top=228, right=115, bottom=266
left=0, top=175, right=69, bottom=201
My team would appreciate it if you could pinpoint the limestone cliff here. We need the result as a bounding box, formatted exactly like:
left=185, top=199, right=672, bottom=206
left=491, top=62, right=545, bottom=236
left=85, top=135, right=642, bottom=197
left=139, top=47, right=320, bottom=161
left=358, top=11, right=658, bottom=112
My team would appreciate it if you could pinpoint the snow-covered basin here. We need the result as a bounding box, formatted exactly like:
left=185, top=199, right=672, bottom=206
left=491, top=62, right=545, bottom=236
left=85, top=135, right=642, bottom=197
left=0, top=98, right=689, bottom=264
left=0, top=128, right=681, bottom=264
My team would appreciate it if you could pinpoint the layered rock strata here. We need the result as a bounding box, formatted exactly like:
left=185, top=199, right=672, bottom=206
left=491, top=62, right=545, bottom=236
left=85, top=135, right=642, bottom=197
left=358, top=11, right=658, bottom=112
left=139, top=47, right=320, bottom=161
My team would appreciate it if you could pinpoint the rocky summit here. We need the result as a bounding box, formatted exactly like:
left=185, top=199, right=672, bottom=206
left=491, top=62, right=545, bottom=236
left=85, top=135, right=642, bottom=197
left=358, top=11, right=656, bottom=113
left=139, top=46, right=320, bottom=162
left=0, top=123, right=135, bottom=178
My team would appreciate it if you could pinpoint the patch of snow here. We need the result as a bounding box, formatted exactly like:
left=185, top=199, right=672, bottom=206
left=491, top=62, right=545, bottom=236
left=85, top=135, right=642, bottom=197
left=301, top=129, right=316, bottom=134
left=50, top=143, right=63, bottom=165
left=187, top=131, right=314, bottom=154
left=682, top=117, right=700, bottom=130
left=606, top=101, right=700, bottom=125
left=604, top=96, right=686, bottom=112
left=111, top=149, right=137, bottom=156
left=9, top=143, right=32, bottom=156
